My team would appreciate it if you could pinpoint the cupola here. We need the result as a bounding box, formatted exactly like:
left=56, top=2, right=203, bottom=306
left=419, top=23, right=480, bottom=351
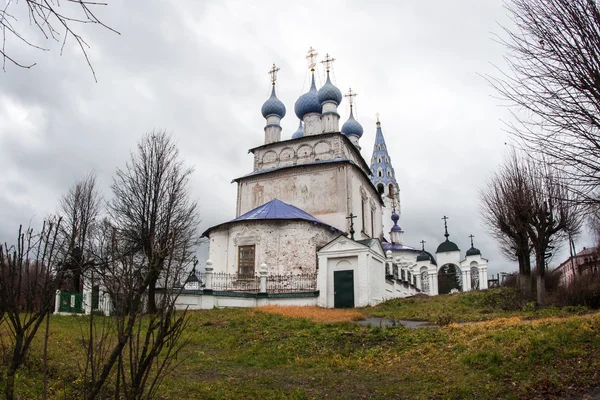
left=263, top=63, right=286, bottom=145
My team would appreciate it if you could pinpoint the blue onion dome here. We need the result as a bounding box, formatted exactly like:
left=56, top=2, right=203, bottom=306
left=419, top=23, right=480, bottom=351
left=294, top=74, right=321, bottom=119
left=318, top=72, right=342, bottom=106
left=391, top=212, right=400, bottom=223
left=391, top=212, right=402, bottom=232
left=261, top=85, right=286, bottom=119
left=291, top=120, right=304, bottom=139
left=341, top=108, right=364, bottom=138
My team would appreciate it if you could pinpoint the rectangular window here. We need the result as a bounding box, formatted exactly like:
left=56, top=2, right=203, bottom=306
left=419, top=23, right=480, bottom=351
left=238, top=245, right=255, bottom=277
left=371, top=208, right=375, bottom=237
left=361, top=199, right=367, bottom=234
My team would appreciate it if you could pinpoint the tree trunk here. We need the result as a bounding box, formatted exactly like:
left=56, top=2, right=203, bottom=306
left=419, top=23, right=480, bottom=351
left=147, top=277, right=157, bottom=314
left=517, top=252, right=533, bottom=298
left=537, top=273, right=546, bottom=307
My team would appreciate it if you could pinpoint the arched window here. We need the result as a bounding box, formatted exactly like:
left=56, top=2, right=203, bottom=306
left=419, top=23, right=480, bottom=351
left=385, top=156, right=389, bottom=163
left=387, top=169, right=392, bottom=177
left=378, top=156, right=382, bottom=163
left=389, top=184, right=395, bottom=197
left=377, top=183, right=384, bottom=195
left=378, top=168, right=383, bottom=177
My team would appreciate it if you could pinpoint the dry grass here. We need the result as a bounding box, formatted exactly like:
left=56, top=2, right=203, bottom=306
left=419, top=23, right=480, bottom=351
left=257, top=305, right=365, bottom=323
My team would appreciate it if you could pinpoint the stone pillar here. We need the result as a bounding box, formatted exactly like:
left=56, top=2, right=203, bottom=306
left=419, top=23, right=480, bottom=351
left=54, top=290, right=61, bottom=314
left=259, top=263, right=268, bottom=293
left=481, top=267, right=489, bottom=289
left=103, top=293, right=112, bottom=316
left=205, top=260, right=214, bottom=290
left=386, top=250, right=393, bottom=276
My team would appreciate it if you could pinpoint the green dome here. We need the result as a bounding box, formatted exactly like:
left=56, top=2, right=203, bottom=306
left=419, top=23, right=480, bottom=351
left=466, top=246, right=481, bottom=256
left=436, top=239, right=460, bottom=253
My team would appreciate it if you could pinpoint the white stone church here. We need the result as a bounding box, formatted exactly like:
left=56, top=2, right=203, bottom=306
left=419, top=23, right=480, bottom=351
left=197, top=48, right=490, bottom=309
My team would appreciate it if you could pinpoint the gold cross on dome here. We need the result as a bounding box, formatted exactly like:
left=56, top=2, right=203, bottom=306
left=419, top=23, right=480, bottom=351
left=345, top=88, right=357, bottom=107
left=268, top=63, right=280, bottom=85
left=306, top=46, right=318, bottom=71
left=320, top=53, right=336, bottom=72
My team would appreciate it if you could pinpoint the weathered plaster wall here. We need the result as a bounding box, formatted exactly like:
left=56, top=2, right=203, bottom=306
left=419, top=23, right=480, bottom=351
left=237, top=164, right=347, bottom=228
left=252, top=133, right=367, bottom=175
left=208, top=220, right=338, bottom=275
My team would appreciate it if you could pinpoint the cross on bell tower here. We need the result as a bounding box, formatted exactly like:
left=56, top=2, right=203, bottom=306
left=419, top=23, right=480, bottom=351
left=442, top=215, right=450, bottom=240
left=420, top=240, right=426, bottom=251
left=469, top=234, right=475, bottom=248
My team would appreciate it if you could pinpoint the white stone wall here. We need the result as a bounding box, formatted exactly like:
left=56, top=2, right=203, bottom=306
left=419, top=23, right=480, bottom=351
left=236, top=163, right=383, bottom=240
left=207, top=220, right=338, bottom=275
left=175, top=293, right=319, bottom=310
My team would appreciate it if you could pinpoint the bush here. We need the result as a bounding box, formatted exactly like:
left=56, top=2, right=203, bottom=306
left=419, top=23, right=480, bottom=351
left=550, top=275, right=600, bottom=308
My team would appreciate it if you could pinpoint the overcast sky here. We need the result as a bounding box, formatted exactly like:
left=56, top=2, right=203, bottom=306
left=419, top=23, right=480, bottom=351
left=0, top=0, right=592, bottom=274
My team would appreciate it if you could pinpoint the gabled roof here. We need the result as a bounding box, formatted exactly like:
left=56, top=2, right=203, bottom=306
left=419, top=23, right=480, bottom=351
left=202, top=199, right=337, bottom=236
left=231, top=198, right=321, bottom=223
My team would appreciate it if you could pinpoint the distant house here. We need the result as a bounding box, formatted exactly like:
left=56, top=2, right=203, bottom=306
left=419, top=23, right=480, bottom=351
left=554, top=247, right=599, bottom=285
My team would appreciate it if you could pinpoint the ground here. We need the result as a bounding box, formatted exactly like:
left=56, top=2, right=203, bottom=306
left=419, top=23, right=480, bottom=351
left=2, top=288, right=600, bottom=399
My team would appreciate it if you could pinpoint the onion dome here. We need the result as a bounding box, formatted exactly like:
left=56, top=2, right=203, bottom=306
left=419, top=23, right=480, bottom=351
left=436, top=239, right=460, bottom=253
left=261, top=86, right=286, bottom=119
left=466, top=246, right=481, bottom=256
left=291, top=120, right=304, bottom=139
left=466, top=235, right=481, bottom=256
left=391, top=212, right=402, bottom=232
left=341, top=108, right=364, bottom=138
left=417, top=252, right=431, bottom=262
left=294, top=74, right=321, bottom=119
left=318, top=71, right=342, bottom=106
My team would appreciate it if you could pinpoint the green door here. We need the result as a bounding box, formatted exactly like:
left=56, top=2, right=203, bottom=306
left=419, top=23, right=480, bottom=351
left=334, top=270, right=355, bottom=308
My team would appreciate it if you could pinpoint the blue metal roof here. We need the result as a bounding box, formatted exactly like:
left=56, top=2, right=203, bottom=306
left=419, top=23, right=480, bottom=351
left=202, top=198, right=340, bottom=237
left=231, top=198, right=322, bottom=223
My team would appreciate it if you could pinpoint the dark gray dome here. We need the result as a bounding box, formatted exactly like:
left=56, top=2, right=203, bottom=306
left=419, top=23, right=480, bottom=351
left=436, top=239, right=460, bottom=253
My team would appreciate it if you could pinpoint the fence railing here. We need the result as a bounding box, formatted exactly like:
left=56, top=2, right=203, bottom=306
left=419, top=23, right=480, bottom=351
left=266, top=273, right=317, bottom=293
left=211, top=272, right=260, bottom=292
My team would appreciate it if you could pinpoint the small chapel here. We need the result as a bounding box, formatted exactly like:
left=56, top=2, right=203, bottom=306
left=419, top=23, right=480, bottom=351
left=200, top=48, right=490, bottom=308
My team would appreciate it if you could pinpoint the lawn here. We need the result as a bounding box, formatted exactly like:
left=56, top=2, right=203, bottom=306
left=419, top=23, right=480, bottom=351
left=1, top=288, right=599, bottom=399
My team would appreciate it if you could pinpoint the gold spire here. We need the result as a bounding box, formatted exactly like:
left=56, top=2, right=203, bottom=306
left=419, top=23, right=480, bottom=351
left=268, top=63, right=280, bottom=86
left=376, top=112, right=380, bottom=124
left=345, top=88, right=358, bottom=108
left=320, top=53, right=336, bottom=72
left=306, top=46, right=318, bottom=72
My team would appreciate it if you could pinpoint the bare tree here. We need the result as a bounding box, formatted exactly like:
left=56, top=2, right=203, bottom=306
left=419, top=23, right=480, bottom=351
left=524, top=161, right=582, bottom=305
left=490, top=0, right=600, bottom=205
left=481, top=150, right=582, bottom=305
left=481, top=150, right=533, bottom=296
left=0, top=219, right=63, bottom=400
left=0, top=0, right=119, bottom=79
left=58, top=172, right=102, bottom=292
left=81, top=218, right=192, bottom=399
left=109, top=131, right=199, bottom=313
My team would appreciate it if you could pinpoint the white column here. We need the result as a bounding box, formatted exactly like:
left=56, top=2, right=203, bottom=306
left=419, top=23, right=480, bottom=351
left=259, top=263, right=268, bottom=293
left=54, top=290, right=61, bottom=314
left=205, top=260, right=214, bottom=290
left=480, top=267, right=488, bottom=289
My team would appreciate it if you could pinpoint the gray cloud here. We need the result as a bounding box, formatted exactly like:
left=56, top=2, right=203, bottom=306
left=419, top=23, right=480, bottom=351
left=0, top=0, right=590, bottom=272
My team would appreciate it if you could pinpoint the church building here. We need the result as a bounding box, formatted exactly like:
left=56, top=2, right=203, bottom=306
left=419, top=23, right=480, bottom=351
left=201, top=48, right=490, bottom=307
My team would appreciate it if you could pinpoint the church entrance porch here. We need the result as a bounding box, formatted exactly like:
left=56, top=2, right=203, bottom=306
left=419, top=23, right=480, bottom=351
left=334, top=270, right=355, bottom=308
left=438, top=264, right=462, bottom=295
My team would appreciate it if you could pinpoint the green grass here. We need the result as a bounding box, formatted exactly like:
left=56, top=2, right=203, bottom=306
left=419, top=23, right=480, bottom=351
left=362, top=287, right=590, bottom=323
left=1, top=289, right=599, bottom=399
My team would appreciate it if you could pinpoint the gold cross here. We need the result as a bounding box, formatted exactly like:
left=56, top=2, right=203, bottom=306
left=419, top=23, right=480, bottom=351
left=268, top=63, right=280, bottom=85
left=306, top=46, right=318, bottom=71
left=320, top=53, right=335, bottom=72
left=376, top=112, right=380, bottom=123
left=345, top=88, right=357, bottom=107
